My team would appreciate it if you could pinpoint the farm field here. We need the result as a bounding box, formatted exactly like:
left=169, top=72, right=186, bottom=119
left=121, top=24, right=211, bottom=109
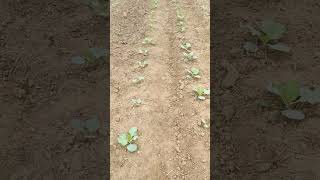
left=213, top=0, right=320, bottom=179
left=110, top=0, right=210, bottom=179
left=0, top=0, right=108, bottom=179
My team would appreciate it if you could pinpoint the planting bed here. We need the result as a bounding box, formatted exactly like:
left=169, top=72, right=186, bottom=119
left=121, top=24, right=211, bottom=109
left=110, top=0, right=210, bottom=179
left=0, top=0, right=108, bottom=179
left=213, top=0, right=320, bottom=179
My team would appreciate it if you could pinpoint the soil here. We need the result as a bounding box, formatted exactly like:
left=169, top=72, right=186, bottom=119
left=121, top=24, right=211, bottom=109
left=110, top=0, right=210, bottom=179
left=0, top=0, right=108, bottom=179
left=213, top=0, right=320, bottom=179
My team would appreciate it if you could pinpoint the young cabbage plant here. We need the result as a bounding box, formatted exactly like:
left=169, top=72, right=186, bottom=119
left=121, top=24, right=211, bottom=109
left=142, top=37, right=155, bottom=45
left=181, top=42, right=192, bottom=51
left=194, top=86, right=210, bottom=100
left=118, top=127, right=139, bottom=153
left=132, top=76, right=145, bottom=84
left=183, top=51, right=198, bottom=61
left=131, top=98, right=143, bottom=107
left=267, top=81, right=320, bottom=120
left=242, top=20, right=290, bottom=53
left=137, top=60, right=149, bottom=68
left=71, top=47, right=107, bottom=65
left=187, top=67, right=201, bottom=79
left=138, top=48, right=149, bottom=56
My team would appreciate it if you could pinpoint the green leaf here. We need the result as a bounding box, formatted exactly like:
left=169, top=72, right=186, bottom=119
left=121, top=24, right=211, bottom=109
left=299, top=87, right=320, bottom=104
left=127, top=144, right=138, bottom=152
left=71, top=119, right=84, bottom=129
left=85, top=117, right=100, bottom=132
left=278, top=81, right=300, bottom=106
left=243, top=42, right=258, bottom=52
left=181, top=42, right=192, bottom=50
left=203, top=88, right=210, bottom=95
left=267, top=82, right=280, bottom=95
left=281, top=109, right=305, bottom=120
left=240, top=23, right=261, bottom=36
left=191, top=68, right=200, bottom=75
left=118, top=133, right=129, bottom=146
left=268, top=43, right=290, bottom=53
left=89, top=47, right=106, bottom=59
left=260, top=20, right=286, bottom=40
left=129, top=127, right=138, bottom=137
left=71, top=56, right=86, bottom=65
left=256, top=100, right=272, bottom=108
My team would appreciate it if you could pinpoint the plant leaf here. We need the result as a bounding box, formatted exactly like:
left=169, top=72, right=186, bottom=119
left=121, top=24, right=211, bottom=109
left=127, top=144, right=138, bottom=152
left=129, top=127, right=138, bottom=137
left=240, top=23, right=261, bottom=36
left=89, top=47, right=106, bottom=59
left=268, top=43, right=290, bottom=53
left=267, top=82, right=280, bottom=95
left=71, top=56, right=86, bottom=65
left=191, top=68, right=200, bottom=75
left=278, top=80, right=300, bottom=106
left=243, top=42, right=258, bottom=52
left=85, top=117, right=100, bottom=132
left=118, top=133, right=129, bottom=146
left=71, top=119, right=84, bottom=129
left=260, top=20, right=286, bottom=40
left=281, top=109, right=305, bottom=120
left=299, top=87, right=320, bottom=104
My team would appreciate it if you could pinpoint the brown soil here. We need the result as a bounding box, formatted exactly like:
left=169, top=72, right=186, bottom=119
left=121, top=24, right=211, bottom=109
left=110, top=0, right=210, bottom=179
left=0, top=0, right=108, bottom=179
left=213, top=0, right=320, bottom=179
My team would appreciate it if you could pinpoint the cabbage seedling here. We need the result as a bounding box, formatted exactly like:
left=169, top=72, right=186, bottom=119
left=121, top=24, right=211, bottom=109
left=142, top=37, right=155, bottom=45
left=187, top=67, right=201, bottom=79
left=118, top=127, right=139, bottom=153
left=242, top=20, right=290, bottom=53
left=183, top=51, right=198, bottom=61
left=267, top=81, right=320, bottom=120
left=131, top=98, right=143, bottom=106
left=138, top=48, right=149, bottom=56
left=137, top=60, right=149, bottom=68
left=194, top=86, right=210, bottom=100
left=181, top=42, right=192, bottom=51
left=132, top=76, right=145, bottom=84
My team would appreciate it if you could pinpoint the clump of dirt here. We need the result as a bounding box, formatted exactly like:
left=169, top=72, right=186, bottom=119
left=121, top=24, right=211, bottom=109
left=213, top=0, right=320, bottom=179
left=0, top=0, right=108, bottom=179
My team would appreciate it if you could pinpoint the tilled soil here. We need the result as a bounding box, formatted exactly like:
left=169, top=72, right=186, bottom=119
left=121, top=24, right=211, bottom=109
left=110, top=0, right=210, bottom=179
left=0, top=0, right=108, bottom=179
left=213, top=0, right=320, bottom=179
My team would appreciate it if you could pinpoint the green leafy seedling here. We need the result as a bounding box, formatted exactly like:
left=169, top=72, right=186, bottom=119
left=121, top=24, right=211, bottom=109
left=138, top=48, right=149, bottom=56
left=71, top=47, right=107, bottom=65
left=183, top=52, right=198, bottom=61
left=142, top=37, right=155, bottom=45
left=132, top=76, right=145, bottom=84
left=137, top=60, right=149, bottom=68
left=131, top=98, right=143, bottom=106
left=198, top=119, right=209, bottom=128
left=267, top=80, right=300, bottom=107
left=194, top=86, right=210, bottom=100
left=151, top=0, right=159, bottom=9
left=118, top=127, right=139, bottom=153
left=181, top=42, right=192, bottom=51
left=267, top=81, right=320, bottom=120
left=242, top=20, right=290, bottom=53
left=187, top=67, right=201, bottom=79
left=83, top=0, right=107, bottom=17
left=71, top=117, right=100, bottom=138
